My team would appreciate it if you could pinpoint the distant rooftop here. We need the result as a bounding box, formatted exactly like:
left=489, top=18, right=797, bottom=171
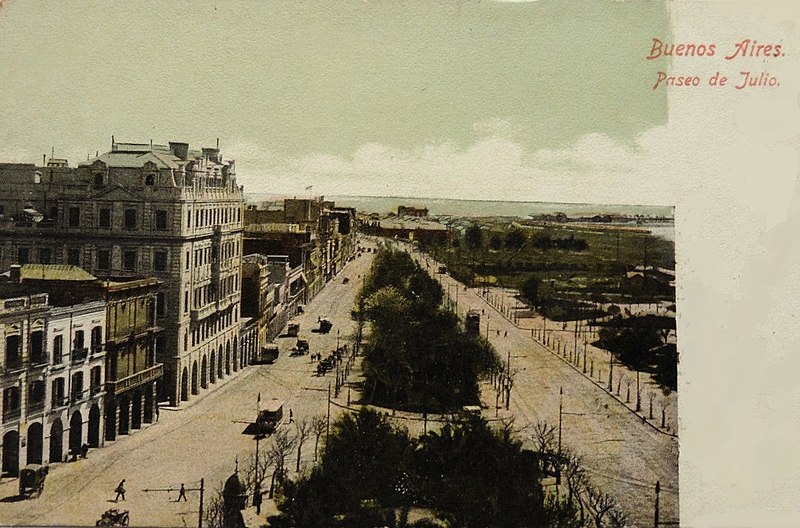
left=17, top=264, right=97, bottom=282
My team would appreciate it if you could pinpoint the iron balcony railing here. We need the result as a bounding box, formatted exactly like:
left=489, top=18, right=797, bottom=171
left=106, top=363, right=163, bottom=395
left=71, top=347, right=88, bottom=365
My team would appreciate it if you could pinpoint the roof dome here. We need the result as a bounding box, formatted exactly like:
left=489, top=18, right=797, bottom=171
left=223, top=471, right=245, bottom=497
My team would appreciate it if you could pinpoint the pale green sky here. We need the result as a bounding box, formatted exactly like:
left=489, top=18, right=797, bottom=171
left=0, top=0, right=669, bottom=197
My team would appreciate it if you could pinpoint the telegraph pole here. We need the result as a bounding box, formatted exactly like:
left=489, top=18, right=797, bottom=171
left=326, top=383, right=331, bottom=453
left=654, top=480, right=660, bottom=527
left=573, top=318, right=578, bottom=363
left=557, top=387, right=563, bottom=456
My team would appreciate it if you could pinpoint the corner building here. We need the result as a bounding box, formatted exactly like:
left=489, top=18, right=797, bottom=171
left=0, top=142, right=245, bottom=405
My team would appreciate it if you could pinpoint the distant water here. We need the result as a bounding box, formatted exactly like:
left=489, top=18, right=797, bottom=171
left=249, top=193, right=674, bottom=219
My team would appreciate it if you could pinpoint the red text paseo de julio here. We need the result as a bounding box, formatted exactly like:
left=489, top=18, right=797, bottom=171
left=646, top=38, right=785, bottom=90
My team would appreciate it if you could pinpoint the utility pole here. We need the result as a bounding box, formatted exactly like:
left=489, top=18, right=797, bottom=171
left=573, top=318, right=578, bottom=363
left=654, top=480, right=660, bottom=527
left=636, top=370, right=641, bottom=412
left=326, top=383, right=331, bottom=453
left=557, top=387, right=563, bottom=456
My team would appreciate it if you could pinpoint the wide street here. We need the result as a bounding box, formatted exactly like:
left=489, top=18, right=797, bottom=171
left=0, top=246, right=376, bottom=527
left=406, top=243, right=679, bottom=527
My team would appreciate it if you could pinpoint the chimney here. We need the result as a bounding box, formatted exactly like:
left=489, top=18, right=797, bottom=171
left=10, top=265, right=21, bottom=283
left=169, top=142, right=189, bottom=161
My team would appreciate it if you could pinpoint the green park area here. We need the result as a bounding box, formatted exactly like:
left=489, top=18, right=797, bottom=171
left=421, top=221, right=675, bottom=314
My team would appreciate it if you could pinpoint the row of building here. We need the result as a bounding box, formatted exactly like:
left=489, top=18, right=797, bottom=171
left=0, top=141, right=356, bottom=477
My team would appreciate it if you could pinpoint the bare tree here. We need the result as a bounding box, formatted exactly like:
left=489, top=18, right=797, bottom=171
left=267, top=428, right=297, bottom=498
left=530, top=420, right=557, bottom=454
left=607, top=507, right=629, bottom=528
left=202, top=482, right=226, bottom=528
left=585, top=486, right=618, bottom=528
left=295, top=418, right=311, bottom=473
left=239, top=452, right=259, bottom=493
left=562, top=450, right=588, bottom=518
left=311, top=414, right=326, bottom=462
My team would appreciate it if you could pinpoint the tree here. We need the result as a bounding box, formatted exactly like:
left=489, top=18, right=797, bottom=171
left=295, top=418, right=311, bottom=473
left=203, top=482, right=227, bottom=528
left=597, top=321, right=662, bottom=370
left=519, top=275, right=541, bottom=307
left=505, top=228, right=527, bottom=250
left=267, top=429, right=297, bottom=498
left=464, top=223, right=483, bottom=251
left=311, top=415, right=326, bottom=462
left=489, top=233, right=502, bottom=250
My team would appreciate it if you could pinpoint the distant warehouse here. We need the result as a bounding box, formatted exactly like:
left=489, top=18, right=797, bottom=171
left=359, top=219, right=451, bottom=245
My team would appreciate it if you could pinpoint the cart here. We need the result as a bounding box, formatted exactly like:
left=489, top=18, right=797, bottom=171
left=96, top=509, right=130, bottom=527
left=19, top=464, right=48, bottom=498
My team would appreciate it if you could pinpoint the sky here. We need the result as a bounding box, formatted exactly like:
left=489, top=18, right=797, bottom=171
left=0, top=0, right=670, bottom=203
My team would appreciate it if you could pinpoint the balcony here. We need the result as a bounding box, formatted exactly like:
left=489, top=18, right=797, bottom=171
left=71, top=347, right=88, bottom=365
left=2, top=408, right=21, bottom=424
left=29, top=355, right=48, bottom=369
left=27, top=401, right=45, bottom=416
left=4, top=357, right=22, bottom=372
left=71, top=390, right=84, bottom=405
left=191, top=302, right=217, bottom=322
left=106, top=363, right=163, bottom=395
left=90, top=384, right=103, bottom=397
left=51, top=396, right=67, bottom=409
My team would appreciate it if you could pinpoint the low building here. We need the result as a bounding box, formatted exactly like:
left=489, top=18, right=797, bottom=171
left=1, top=265, right=163, bottom=446
left=397, top=205, right=429, bottom=217
left=0, top=288, right=106, bottom=477
left=241, top=254, right=274, bottom=359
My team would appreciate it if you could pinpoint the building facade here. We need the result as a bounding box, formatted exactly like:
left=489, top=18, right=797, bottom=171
left=0, top=290, right=106, bottom=477
left=0, top=141, right=245, bottom=406
left=102, top=278, right=162, bottom=440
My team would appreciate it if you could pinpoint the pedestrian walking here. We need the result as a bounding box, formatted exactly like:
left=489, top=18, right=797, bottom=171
left=504, top=330, right=507, bottom=338
left=155, top=401, right=160, bottom=421
left=289, top=409, right=294, bottom=423
left=178, top=483, right=188, bottom=502
left=496, top=329, right=500, bottom=337
left=115, top=480, right=126, bottom=502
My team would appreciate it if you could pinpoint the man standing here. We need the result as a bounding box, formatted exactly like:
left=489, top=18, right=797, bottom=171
left=115, top=480, right=126, bottom=502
